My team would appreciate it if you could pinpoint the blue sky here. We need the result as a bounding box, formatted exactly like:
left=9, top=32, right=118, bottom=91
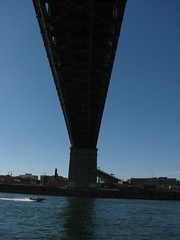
left=0, top=0, right=180, bottom=180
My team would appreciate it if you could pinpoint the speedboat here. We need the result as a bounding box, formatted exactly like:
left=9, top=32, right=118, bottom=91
left=30, top=197, right=45, bottom=202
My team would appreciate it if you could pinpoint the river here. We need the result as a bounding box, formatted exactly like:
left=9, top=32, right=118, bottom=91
left=0, top=192, right=179, bottom=239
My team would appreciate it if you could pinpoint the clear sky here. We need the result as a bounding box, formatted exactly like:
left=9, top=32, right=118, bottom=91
left=1, top=0, right=180, bottom=180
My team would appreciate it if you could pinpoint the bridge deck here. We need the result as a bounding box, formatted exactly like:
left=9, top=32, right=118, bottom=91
left=33, top=0, right=126, bottom=148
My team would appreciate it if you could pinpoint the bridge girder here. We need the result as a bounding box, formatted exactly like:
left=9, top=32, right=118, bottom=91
left=33, top=0, right=126, bottom=149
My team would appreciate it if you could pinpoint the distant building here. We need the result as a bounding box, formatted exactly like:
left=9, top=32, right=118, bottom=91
left=0, top=169, right=68, bottom=187
left=19, top=173, right=39, bottom=184
left=0, top=174, right=14, bottom=184
left=40, top=169, right=67, bottom=187
left=130, top=177, right=178, bottom=189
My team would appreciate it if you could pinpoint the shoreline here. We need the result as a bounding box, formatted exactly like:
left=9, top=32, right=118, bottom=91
left=0, top=184, right=180, bottom=200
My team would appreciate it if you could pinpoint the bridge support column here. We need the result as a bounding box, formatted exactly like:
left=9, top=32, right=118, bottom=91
left=68, top=147, right=97, bottom=189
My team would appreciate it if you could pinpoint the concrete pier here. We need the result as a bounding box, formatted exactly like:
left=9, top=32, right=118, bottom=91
left=68, top=147, right=97, bottom=188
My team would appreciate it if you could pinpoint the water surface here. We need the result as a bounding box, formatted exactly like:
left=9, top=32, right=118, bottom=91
left=0, top=192, right=179, bottom=239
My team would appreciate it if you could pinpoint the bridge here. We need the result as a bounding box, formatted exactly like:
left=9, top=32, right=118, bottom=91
left=33, top=0, right=127, bottom=188
left=97, top=168, right=122, bottom=186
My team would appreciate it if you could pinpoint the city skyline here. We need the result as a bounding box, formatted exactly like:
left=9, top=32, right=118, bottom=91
left=1, top=0, right=180, bottom=180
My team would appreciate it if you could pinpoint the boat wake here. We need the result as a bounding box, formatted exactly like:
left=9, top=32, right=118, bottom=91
left=0, top=197, right=35, bottom=202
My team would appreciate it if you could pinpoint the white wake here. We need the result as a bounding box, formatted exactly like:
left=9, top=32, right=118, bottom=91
left=0, top=197, right=35, bottom=202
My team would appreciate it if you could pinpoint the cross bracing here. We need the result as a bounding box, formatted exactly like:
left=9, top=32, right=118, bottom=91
left=33, top=0, right=126, bottom=148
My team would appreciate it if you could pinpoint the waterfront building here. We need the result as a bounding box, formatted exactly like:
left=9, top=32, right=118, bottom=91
left=130, top=177, right=178, bottom=189
left=19, top=173, right=39, bottom=184
left=40, top=173, right=67, bottom=188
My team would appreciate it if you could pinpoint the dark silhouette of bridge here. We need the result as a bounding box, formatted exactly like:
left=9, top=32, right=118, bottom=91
left=33, top=0, right=126, bottom=188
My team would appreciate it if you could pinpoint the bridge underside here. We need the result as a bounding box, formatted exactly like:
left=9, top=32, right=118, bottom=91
left=33, top=0, right=126, bottom=188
